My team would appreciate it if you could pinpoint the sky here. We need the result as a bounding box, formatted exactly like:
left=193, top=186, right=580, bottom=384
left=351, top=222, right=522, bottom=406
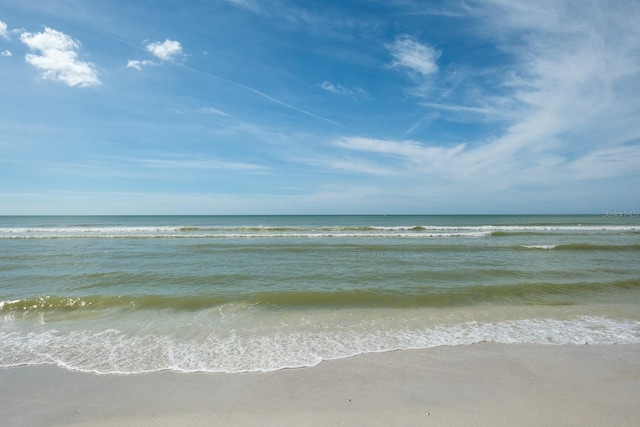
left=1, top=0, right=639, bottom=215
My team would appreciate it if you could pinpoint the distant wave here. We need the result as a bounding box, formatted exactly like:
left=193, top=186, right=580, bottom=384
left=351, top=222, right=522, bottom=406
left=517, top=244, right=640, bottom=251
left=1, top=224, right=638, bottom=239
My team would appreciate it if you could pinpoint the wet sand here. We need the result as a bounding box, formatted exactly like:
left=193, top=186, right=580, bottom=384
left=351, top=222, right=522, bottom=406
left=2, top=343, right=639, bottom=426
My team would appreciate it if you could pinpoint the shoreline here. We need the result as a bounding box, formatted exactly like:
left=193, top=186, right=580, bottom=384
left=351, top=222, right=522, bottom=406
left=2, top=343, right=639, bottom=426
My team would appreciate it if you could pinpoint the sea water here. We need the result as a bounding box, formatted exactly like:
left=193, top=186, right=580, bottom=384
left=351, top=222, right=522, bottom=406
left=1, top=215, right=639, bottom=374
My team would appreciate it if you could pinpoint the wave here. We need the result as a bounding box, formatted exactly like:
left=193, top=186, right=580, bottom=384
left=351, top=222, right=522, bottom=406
left=518, top=244, right=640, bottom=251
left=4, top=278, right=639, bottom=314
left=1, top=223, right=638, bottom=239
left=248, top=279, right=640, bottom=307
left=0, top=230, right=493, bottom=239
left=0, top=295, right=234, bottom=313
left=1, top=316, right=638, bottom=374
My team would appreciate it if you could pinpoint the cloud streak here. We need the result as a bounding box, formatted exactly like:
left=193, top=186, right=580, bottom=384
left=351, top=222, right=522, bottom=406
left=176, top=62, right=344, bottom=127
left=199, top=107, right=231, bottom=117
left=335, top=137, right=465, bottom=167
left=130, top=155, right=268, bottom=172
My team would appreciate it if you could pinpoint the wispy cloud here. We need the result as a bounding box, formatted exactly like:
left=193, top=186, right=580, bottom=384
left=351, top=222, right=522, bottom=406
left=177, top=62, right=343, bottom=127
left=221, top=0, right=263, bottom=14
left=220, top=0, right=376, bottom=40
left=325, top=158, right=398, bottom=176
left=568, top=145, right=640, bottom=181
left=387, top=35, right=440, bottom=77
left=19, top=27, right=100, bottom=87
left=335, top=137, right=464, bottom=164
left=400, top=5, right=464, bottom=18
left=130, top=156, right=267, bottom=172
left=476, top=0, right=640, bottom=155
left=320, top=81, right=368, bottom=98
left=419, top=102, right=515, bottom=121
left=199, top=107, right=231, bottom=117
left=324, top=136, right=467, bottom=178
left=298, top=153, right=399, bottom=177
left=39, top=154, right=270, bottom=180
left=1, top=50, right=11, bottom=57
left=365, top=0, right=640, bottom=190
left=237, top=80, right=343, bottom=127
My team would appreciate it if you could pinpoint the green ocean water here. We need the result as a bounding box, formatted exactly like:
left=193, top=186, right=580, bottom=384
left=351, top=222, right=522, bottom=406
left=1, top=215, right=639, bottom=373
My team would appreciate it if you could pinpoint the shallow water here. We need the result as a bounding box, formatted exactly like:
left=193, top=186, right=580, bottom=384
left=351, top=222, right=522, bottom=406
left=2, top=215, right=639, bottom=373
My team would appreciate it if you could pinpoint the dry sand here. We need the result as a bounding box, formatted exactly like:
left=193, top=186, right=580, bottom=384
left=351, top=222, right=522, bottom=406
left=1, top=343, right=639, bottom=426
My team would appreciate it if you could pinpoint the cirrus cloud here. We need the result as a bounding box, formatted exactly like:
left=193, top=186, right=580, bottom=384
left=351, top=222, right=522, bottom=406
left=387, top=35, right=440, bottom=77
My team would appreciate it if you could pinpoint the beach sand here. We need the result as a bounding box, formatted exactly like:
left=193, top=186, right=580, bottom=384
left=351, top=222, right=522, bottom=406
left=2, top=343, right=639, bottom=427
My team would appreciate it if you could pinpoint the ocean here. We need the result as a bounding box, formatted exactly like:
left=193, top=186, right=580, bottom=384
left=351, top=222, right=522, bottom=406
left=1, top=215, right=639, bottom=374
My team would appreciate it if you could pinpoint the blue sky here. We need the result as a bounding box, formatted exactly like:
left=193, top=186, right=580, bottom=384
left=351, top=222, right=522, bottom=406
left=1, top=0, right=639, bottom=215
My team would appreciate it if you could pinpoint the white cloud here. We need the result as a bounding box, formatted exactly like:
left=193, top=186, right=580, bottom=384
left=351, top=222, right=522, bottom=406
left=0, top=21, right=9, bottom=40
left=128, top=39, right=181, bottom=70
left=320, top=81, right=368, bottom=98
left=146, top=39, right=182, bottom=61
left=387, top=35, right=440, bottom=76
left=1, top=50, right=11, bottom=57
left=20, top=27, right=100, bottom=87
left=0, top=21, right=9, bottom=39
left=126, top=59, right=154, bottom=70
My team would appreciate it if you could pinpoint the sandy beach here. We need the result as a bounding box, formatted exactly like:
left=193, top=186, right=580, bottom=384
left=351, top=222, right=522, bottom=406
left=1, top=343, right=638, bottom=426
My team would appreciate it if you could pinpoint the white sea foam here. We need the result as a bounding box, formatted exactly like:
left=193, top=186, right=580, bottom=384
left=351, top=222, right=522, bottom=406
left=0, top=299, right=18, bottom=309
left=1, top=316, right=638, bottom=374
left=520, top=245, right=557, bottom=250
left=2, top=223, right=637, bottom=239
left=0, top=228, right=492, bottom=239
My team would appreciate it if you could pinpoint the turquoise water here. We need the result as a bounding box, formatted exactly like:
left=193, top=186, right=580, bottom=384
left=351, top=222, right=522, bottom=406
left=1, top=215, right=639, bottom=373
